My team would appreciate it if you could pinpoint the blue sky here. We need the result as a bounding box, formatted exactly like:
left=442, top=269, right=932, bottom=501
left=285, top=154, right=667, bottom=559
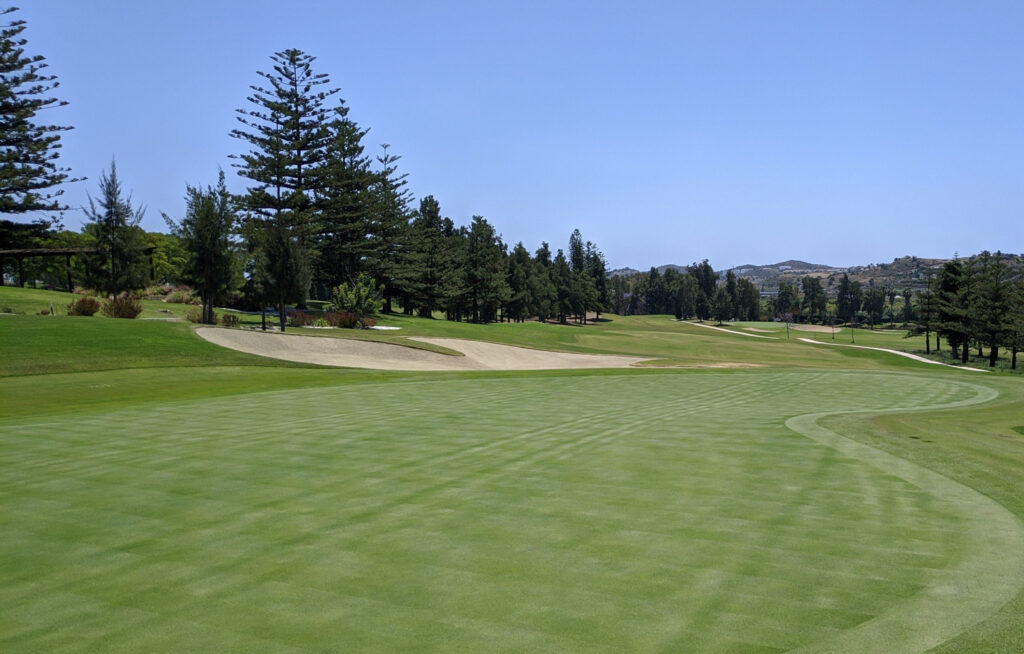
left=18, top=1, right=1024, bottom=270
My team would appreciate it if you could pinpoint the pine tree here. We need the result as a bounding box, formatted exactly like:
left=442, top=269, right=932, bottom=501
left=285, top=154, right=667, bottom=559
left=974, top=251, right=1012, bottom=367
left=0, top=7, right=80, bottom=216
left=231, top=49, right=338, bottom=325
left=164, top=171, right=236, bottom=324
left=529, top=242, right=557, bottom=322
left=315, top=107, right=374, bottom=291
left=368, top=144, right=413, bottom=312
left=81, top=160, right=146, bottom=297
left=505, top=242, right=533, bottom=322
left=403, top=196, right=456, bottom=317
left=463, top=216, right=509, bottom=323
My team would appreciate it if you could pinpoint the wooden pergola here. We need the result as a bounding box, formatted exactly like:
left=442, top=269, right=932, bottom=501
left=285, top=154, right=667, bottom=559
left=0, top=246, right=156, bottom=290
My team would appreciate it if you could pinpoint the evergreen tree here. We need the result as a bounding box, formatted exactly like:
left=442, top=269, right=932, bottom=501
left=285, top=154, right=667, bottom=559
left=552, top=249, right=573, bottom=323
left=463, top=216, right=509, bottom=322
left=81, top=160, right=146, bottom=296
left=505, top=242, right=533, bottom=322
left=801, top=276, right=826, bottom=324
left=231, top=49, right=338, bottom=320
left=315, top=107, right=374, bottom=290
left=736, top=277, right=760, bottom=321
left=403, top=195, right=456, bottom=317
left=725, top=270, right=738, bottom=310
left=935, top=260, right=966, bottom=359
left=974, top=251, right=1013, bottom=367
left=164, top=171, right=236, bottom=324
left=530, top=242, right=557, bottom=321
left=712, top=286, right=733, bottom=324
left=368, top=143, right=413, bottom=312
left=0, top=8, right=80, bottom=216
left=584, top=240, right=609, bottom=320
left=775, top=280, right=798, bottom=320
left=863, top=287, right=887, bottom=329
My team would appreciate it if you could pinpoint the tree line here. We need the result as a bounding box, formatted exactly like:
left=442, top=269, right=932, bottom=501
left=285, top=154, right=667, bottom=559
left=2, top=11, right=1022, bottom=365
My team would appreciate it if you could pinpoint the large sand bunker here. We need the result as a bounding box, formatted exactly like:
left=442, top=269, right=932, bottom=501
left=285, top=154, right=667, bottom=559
left=197, top=328, right=646, bottom=371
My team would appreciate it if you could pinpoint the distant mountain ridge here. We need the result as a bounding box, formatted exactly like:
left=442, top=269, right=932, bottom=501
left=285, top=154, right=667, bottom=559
left=610, top=253, right=1022, bottom=291
left=609, top=259, right=834, bottom=278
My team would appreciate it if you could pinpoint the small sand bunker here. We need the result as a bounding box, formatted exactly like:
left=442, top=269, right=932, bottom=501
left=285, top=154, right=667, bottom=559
left=793, top=324, right=842, bottom=333
left=197, top=328, right=646, bottom=371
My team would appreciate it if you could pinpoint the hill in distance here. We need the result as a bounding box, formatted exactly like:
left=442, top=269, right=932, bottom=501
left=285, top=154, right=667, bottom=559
left=611, top=253, right=1021, bottom=292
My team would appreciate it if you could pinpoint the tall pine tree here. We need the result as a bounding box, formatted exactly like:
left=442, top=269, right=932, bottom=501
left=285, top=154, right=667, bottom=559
left=0, top=7, right=80, bottom=217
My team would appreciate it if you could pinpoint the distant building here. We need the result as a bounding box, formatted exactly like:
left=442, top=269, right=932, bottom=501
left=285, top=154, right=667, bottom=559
left=778, top=265, right=792, bottom=271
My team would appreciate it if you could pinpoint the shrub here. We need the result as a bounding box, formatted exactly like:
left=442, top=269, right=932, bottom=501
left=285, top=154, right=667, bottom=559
left=287, top=310, right=317, bottom=327
left=360, top=317, right=377, bottom=329
left=101, top=293, right=143, bottom=319
left=165, top=289, right=200, bottom=304
left=328, top=274, right=382, bottom=319
left=314, top=318, right=329, bottom=328
left=67, top=296, right=102, bottom=316
left=325, top=311, right=358, bottom=328
left=184, top=307, right=217, bottom=324
left=1, top=307, right=13, bottom=314
left=220, top=312, right=240, bottom=327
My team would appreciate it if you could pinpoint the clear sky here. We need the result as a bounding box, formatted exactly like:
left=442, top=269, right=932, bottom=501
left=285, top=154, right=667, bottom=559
left=17, top=1, right=1024, bottom=270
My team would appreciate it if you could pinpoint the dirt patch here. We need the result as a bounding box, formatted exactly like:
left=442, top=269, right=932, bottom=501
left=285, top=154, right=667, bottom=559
left=197, top=328, right=646, bottom=371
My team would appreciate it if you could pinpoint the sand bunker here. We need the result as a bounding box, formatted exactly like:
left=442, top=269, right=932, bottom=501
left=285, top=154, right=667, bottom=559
left=197, top=328, right=646, bottom=371
left=793, top=324, right=842, bottom=333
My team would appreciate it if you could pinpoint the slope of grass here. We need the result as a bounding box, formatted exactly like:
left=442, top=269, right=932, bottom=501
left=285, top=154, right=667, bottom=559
left=0, top=316, right=317, bottom=377
left=3, top=370, right=1020, bottom=652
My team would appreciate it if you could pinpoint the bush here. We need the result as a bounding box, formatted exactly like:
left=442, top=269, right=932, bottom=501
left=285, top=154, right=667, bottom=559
left=287, top=310, right=317, bottom=327
left=325, top=311, right=358, bottom=328
left=328, top=274, right=382, bottom=319
left=184, top=307, right=217, bottom=324
left=165, top=289, right=200, bottom=304
left=220, top=312, right=240, bottom=327
left=101, top=293, right=143, bottom=319
left=314, top=318, right=329, bottom=328
left=67, top=296, right=102, bottom=316
left=360, top=317, right=377, bottom=329
left=37, top=308, right=50, bottom=315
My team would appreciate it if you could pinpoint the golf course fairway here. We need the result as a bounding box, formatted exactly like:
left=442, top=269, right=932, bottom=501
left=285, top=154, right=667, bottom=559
left=4, top=367, right=1022, bottom=652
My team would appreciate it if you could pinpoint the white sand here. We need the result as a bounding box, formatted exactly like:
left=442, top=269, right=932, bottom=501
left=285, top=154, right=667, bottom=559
left=793, top=324, right=842, bottom=333
left=197, top=328, right=646, bottom=371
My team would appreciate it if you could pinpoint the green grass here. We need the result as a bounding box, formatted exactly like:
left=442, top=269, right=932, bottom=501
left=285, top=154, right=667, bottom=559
left=3, top=285, right=1024, bottom=652
left=0, top=315, right=320, bottom=377
left=4, top=370, right=1021, bottom=652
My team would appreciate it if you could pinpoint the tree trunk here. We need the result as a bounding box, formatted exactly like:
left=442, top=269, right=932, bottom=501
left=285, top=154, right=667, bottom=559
left=961, top=340, right=969, bottom=364
left=1012, top=347, right=1018, bottom=370
left=924, top=328, right=931, bottom=354
left=279, top=298, right=286, bottom=332
left=989, top=343, right=999, bottom=367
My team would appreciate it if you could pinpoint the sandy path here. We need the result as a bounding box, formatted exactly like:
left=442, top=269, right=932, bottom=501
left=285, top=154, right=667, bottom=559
left=797, top=338, right=989, bottom=372
left=681, top=321, right=779, bottom=339
left=197, top=328, right=646, bottom=371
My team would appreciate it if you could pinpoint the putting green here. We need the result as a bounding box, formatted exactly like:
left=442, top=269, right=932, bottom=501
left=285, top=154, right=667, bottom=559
left=2, top=371, right=1021, bottom=652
